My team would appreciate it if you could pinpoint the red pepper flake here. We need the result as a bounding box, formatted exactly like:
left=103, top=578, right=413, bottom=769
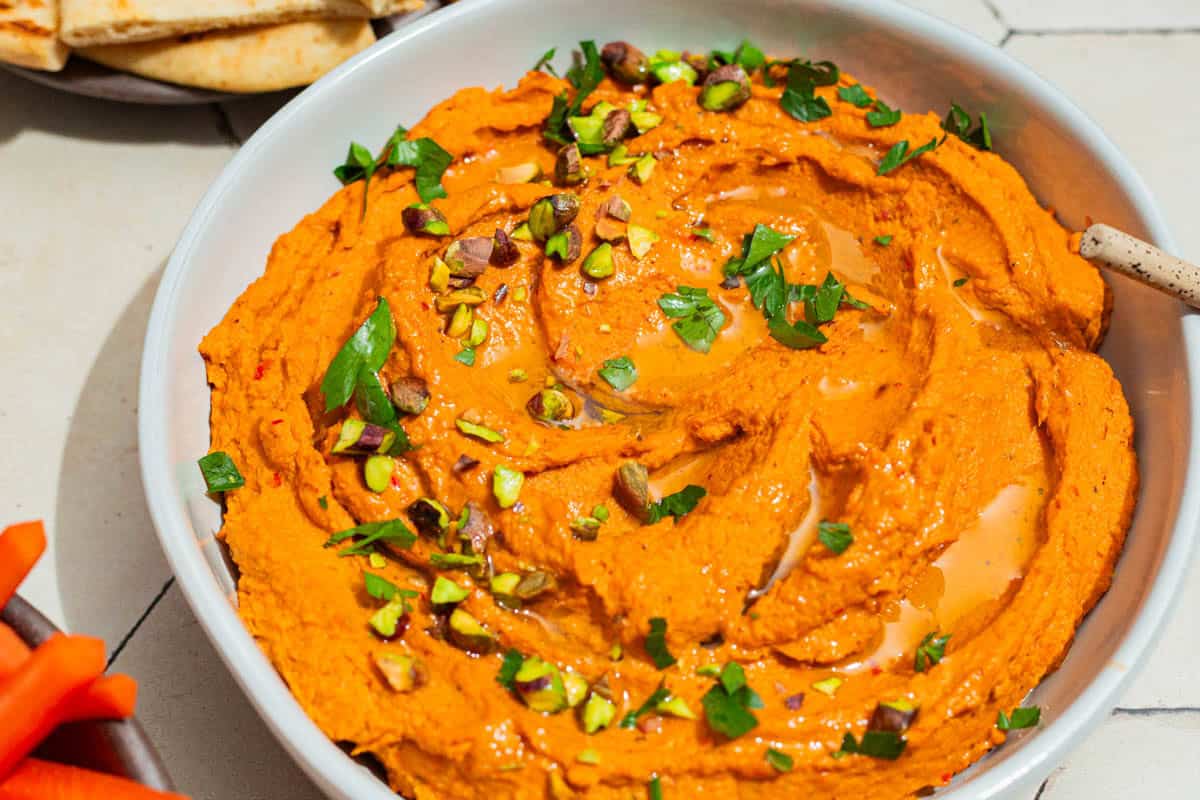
left=253, top=360, right=271, bottom=380
left=878, top=209, right=892, bottom=222
left=390, top=474, right=401, bottom=489
left=271, top=418, right=284, bottom=425
left=330, top=270, right=341, bottom=278
left=271, top=472, right=283, bottom=487
left=870, top=665, right=883, bottom=676
left=941, top=773, right=953, bottom=785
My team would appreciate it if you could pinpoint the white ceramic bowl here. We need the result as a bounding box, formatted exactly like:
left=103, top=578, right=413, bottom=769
left=139, top=0, right=1200, bottom=797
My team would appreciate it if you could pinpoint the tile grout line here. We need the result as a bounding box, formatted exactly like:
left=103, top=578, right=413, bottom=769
left=209, top=103, right=243, bottom=147
left=1008, top=26, right=1200, bottom=38
left=1112, top=705, right=1200, bottom=717
left=106, top=577, right=174, bottom=670
left=979, top=0, right=1008, bottom=28
left=1032, top=777, right=1050, bottom=800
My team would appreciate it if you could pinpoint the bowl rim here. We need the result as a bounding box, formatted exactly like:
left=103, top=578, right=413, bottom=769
left=138, top=0, right=1200, bottom=798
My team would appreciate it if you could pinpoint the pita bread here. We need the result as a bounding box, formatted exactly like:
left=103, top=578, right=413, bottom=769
left=0, top=0, right=69, bottom=71
left=61, top=0, right=371, bottom=47
left=79, top=19, right=375, bottom=93
left=358, top=0, right=425, bottom=15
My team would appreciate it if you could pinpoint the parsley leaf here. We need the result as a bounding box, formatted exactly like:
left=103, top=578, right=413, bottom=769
left=702, top=663, right=760, bottom=739
left=384, top=129, right=454, bottom=203
left=942, top=103, right=992, bottom=151
left=647, top=485, right=706, bottom=524
left=324, top=519, right=416, bottom=557
left=363, top=572, right=399, bottom=601
left=430, top=552, right=484, bottom=569
left=877, top=137, right=941, bottom=176
left=914, top=631, right=951, bottom=672
left=997, top=706, right=1040, bottom=731
left=497, top=648, right=524, bottom=689
left=837, top=84, right=873, bottom=108
left=745, top=260, right=789, bottom=319
left=835, top=731, right=907, bottom=760
left=723, top=224, right=795, bottom=277
left=817, top=521, right=853, bottom=554
left=620, top=683, right=671, bottom=728
left=648, top=776, right=664, bottom=800
left=866, top=99, right=902, bottom=128
left=198, top=451, right=244, bottom=493
left=320, top=298, right=395, bottom=411
left=766, top=748, right=794, bottom=772
left=645, top=617, right=677, bottom=669
left=545, top=41, right=604, bottom=144
left=953, top=276, right=969, bottom=288
left=599, top=356, right=638, bottom=391
left=767, top=314, right=828, bottom=350
left=875, top=235, right=893, bottom=246
left=692, top=227, right=715, bottom=242
left=454, top=347, right=476, bottom=366
left=658, top=286, right=726, bottom=353
left=533, top=47, right=558, bottom=77
left=807, top=273, right=845, bottom=324
left=734, top=39, right=766, bottom=71
left=779, top=59, right=839, bottom=122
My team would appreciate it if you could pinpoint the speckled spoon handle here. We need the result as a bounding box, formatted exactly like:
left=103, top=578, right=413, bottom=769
left=1081, top=223, right=1200, bottom=310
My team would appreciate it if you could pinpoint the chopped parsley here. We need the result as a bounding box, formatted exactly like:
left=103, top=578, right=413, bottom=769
left=620, top=683, right=671, bottom=729
left=545, top=41, right=604, bottom=145
left=198, top=451, right=244, bottom=493
left=362, top=572, right=399, bottom=601
left=817, top=521, right=853, bottom=554
left=779, top=59, right=839, bottom=122
left=324, top=519, right=416, bottom=557
left=692, top=227, right=715, bottom=242
left=320, top=298, right=394, bottom=411
left=645, top=617, right=678, bottom=670
left=647, top=485, right=706, bottom=524
left=834, top=730, right=907, bottom=760
left=723, top=223, right=795, bottom=278
left=532, top=47, right=558, bottom=77
left=334, top=126, right=452, bottom=217
left=710, top=39, right=766, bottom=74
left=997, top=706, right=1040, bottom=731
left=953, top=276, right=970, bottom=288
left=599, top=356, right=638, bottom=390
left=768, top=314, right=828, bottom=350
left=837, top=84, right=873, bottom=108
left=497, top=648, right=524, bottom=689
left=943, top=103, right=993, bottom=151
left=702, top=662, right=762, bottom=739
left=454, top=347, right=476, bottom=366
left=430, top=552, right=484, bottom=569
left=765, top=748, right=794, bottom=772
left=878, top=137, right=942, bottom=176
left=874, top=235, right=893, bottom=246
left=657, top=286, right=726, bottom=353
left=914, top=631, right=951, bottom=672
left=648, top=776, right=664, bottom=800
left=866, top=99, right=902, bottom=128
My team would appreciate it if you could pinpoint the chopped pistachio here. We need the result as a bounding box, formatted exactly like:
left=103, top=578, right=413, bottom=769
left=527, top=388, right=575, bottom=422
left=570, top=516, right=601, bottom=541
left=699, top=64, right=752, bottom=112
left=446, top=304, right=474, bottom=338
left=491, top=572, right=521, bottom=606
left=491, top=228, right=520, bottom=267
left=607, top=144, right=637, bottom=167
left=555, top=143, right=584, bottom=186
left=508, top=368, right=529, bottom=383
left=869, top=699, right=919, bottom=733
left=389, top=376, right=430, bottom=415
left=630, top=110, right=663, bottom=134
left=696, top=664, right=722, bottom=678
left=628, top=154, right=657, bottom=184
left=363, top=455, right=393, bottom=493
left=582, top=692, right=617, bottom=733
left=512, top=286, right=529, bottom=302
left=599, top=408, right=625, bottom=424
left=513, top=570, right=556, bottom=600
left=375, top=652, right=428, bottom=692
left=598, top=323, right=612, bottom=333
left=656, top=695, right=697, bottom=720
left=545, top=224, right=582, bottom=263
left=613, top=461, right=651, bottom=522
left=368, top=552, right=387, bottom=569
left=496, top=162, right=543, bottom=184
left=407, top=497, right=450, bottom=537
left=563, top=672, right=590, bottom=708
left=492, top=465, right=525, bottom=509
left=402, top=203, right=450, bottom=236
left=601, top=41, right=650, bottom=85
left=529, top=193, right=581, bottom=241
left=465, top=317, right=489, bottom=347
left=608, top=643, right=623, bottom=661
left=567, top=115, right=604, bottom=147
left=331, top=419, right=396, bottom=455
left=434, top=287, right=486, bottom=312
left=455, top=418, right=505, bottom=443
left=594, top=215, right=626, bottom=242
left=581, top=243, right=615, bottom=279
left=811, top=676, right=844, bottom=697
left=655, top=209, right=669, bottom=219
left=576, top=748, right=600, bottom=765
left=514, top=656, right=568, bottom=713
left=444, top=237, right=494, bottom=277
left=447, top=607, right=496, bottom=654
left=429, top=257, right=451, bottom=293
left=368, top=595, right=409, bottom=640
left=602, top=108, right=633, bottom=145
left=649, top=51, right=698, bottom=85
left=627, top=225, right=660, bottom=260
left=510, top=222, right=534, bottom=241
left=431, top=575, right=469, bottom=605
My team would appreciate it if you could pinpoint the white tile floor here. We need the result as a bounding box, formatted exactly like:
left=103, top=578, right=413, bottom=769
left=3, top=1, right=1198, bottom=798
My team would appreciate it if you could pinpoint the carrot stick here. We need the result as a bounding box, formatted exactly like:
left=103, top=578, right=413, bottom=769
left=0, top=624, right=136, bottom=722
left=61, top=674, right=137, bottom=722
left=0, top=757, right=189, bottom=800
left=0, top=522, right=47, bottom=607
left=0, top=635, right=105, bottom=779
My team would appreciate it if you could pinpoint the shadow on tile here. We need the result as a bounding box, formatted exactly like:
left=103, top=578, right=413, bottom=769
left=54, top=266, right=174, bottom=650
left=0, top=71, right=231, bottom=147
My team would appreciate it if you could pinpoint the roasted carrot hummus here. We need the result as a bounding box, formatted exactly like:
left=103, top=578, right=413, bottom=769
left=200, top=41, right=1137, bottom=799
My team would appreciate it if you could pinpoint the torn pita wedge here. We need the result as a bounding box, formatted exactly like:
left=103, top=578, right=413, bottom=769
left=60, top=0, right=371, bottom=48
left=79, top=19, right=375, bottom=93
left=0, top=0, right=69, bottom=71
left=357, top=0, right=426, bottom=16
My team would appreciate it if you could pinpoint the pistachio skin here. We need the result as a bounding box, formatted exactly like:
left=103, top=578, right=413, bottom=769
left=600, top=41, right=649, bottom=85
left=402, top=203, right=450, bottom=236
left=526, top=388, right=575, bottom=422
left=613, top=461, right=652, bottom=522
left=601, top=109, right=633, bottom=144
left=491, top=228, right=520, bottom=267
left=700, top=64, right=752, bottom=112
left=528, top=193, right=581, bottom=241
left=555, top=143, right=584, bottom=186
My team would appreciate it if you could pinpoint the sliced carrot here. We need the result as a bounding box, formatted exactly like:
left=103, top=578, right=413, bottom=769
left=0, top=757, right=189, bottom=800
left=61, top=674, right=137, bottom=722
left=0, top=624, right=136, bottom=722
left=0, top=635, right=105, bottom=779
left=0, top=522, right=47, bottom=607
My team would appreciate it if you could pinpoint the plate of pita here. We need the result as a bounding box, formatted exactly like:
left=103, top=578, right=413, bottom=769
left=0, top=0, right=437, bottom=103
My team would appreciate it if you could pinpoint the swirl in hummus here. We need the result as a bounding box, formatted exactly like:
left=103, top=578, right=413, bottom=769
left=199, top=41, right=1137, bottom=800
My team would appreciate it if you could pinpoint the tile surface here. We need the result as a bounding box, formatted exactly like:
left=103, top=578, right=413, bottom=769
left=2, top=4, right=1199, bottom=799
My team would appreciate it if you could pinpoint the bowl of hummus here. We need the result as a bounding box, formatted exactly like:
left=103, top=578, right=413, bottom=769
left=138, top=1, right=1200, bottom=798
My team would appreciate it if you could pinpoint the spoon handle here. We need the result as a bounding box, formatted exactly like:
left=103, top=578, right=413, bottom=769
left=1080, top=223, right=1200, bottom=310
